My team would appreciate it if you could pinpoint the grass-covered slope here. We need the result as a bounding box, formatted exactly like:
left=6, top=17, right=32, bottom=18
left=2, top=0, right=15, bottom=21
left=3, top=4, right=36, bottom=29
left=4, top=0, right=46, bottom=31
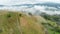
left=41, top=13, right=60, bottom=34
left=0, top=11, right=46, bottom=34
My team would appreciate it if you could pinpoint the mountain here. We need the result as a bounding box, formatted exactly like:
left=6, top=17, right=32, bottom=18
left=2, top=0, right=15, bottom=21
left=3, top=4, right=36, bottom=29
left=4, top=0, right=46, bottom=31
left=12, top=2, right=60, bottom=8
left=0, top=2, right=60, bottom=8
left=0, top=5, right=5, bottom=7
left=34, top=2, right=60, bottom=9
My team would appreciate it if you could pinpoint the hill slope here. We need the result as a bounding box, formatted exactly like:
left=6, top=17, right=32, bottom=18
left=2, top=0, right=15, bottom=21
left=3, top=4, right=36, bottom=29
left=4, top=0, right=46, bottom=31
left=0, top=11, right=46, bottom=34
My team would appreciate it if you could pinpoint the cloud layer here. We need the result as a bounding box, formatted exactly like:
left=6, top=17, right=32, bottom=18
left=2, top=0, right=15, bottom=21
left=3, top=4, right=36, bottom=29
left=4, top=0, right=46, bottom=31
left=0, top=0, right=60, bottom=5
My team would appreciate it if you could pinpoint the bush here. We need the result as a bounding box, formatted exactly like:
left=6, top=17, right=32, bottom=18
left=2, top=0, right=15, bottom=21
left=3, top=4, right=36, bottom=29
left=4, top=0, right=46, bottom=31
left=7, top=14, right=11, bottom=18
left=19, top=14, right=22, bottom=16
left=19, top=14, right=22, bottom=17
left=28, top=12, right=32, bottom=16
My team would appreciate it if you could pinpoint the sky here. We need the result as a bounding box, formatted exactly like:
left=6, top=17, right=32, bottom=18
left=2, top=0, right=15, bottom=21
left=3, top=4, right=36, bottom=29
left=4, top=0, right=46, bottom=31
left=0, top=0, right=60, bottom=5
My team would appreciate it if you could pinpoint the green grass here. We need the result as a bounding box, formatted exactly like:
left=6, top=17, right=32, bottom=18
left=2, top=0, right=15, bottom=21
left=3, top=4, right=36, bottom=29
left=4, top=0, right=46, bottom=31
left=42, top=20, right=60, bottom=34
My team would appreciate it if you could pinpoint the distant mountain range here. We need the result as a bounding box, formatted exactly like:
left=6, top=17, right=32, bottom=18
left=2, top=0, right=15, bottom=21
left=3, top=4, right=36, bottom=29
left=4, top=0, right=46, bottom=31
left=0, top=2, right=60, bottom=8
left=12, top=2, right=60, bottom=9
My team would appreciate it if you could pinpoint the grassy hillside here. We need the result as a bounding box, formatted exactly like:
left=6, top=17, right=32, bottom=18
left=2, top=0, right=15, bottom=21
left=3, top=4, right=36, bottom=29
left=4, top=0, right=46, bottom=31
left=0, top=11, right=59, bottom=34
left=0, top=11, right=46, bottom=34
left=41, top=13, right=60, bottom=34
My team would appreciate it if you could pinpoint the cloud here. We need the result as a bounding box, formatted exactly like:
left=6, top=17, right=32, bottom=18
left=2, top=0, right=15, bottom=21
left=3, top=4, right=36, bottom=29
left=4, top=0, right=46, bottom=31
left=36, top=0, right=60, bottom=3
left=0, top=0, right=60, bottom=5
left=0, top=0, right=36, bottom=5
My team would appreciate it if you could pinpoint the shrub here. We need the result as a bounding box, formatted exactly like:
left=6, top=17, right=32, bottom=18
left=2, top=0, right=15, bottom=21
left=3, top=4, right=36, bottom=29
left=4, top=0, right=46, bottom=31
left=19, top=14, right=22, bottom=17
left=7, top=14, right=11, bottom=18
left=28, top=12, right=32, bottom=16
